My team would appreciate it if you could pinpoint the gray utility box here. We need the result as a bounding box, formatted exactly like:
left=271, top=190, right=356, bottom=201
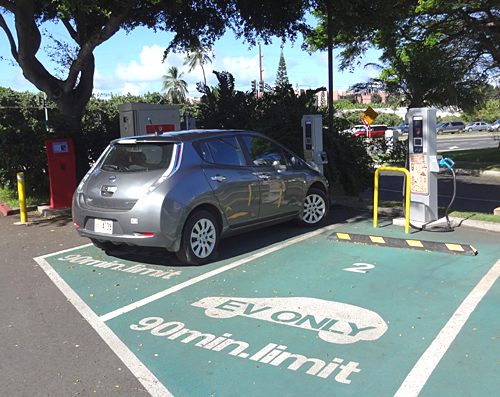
left=118, top=103, right=182, bottom=137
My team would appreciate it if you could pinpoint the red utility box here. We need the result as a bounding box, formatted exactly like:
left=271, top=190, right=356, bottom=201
left=45, top=138, right=76, bottom=209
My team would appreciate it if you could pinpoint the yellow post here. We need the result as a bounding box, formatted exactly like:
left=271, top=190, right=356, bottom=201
left=373, top=167, right=411, bottom=233
left=17, top=172, right=27, bottom=223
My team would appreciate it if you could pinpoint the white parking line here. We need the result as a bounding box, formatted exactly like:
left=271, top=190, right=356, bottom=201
left=394, top=258, right=500, bottom=397
left=100, top=223, right=341, bottom=322
left=34, top=255, right=173, bottom=397
left=34, top=222, right=341, bottom=397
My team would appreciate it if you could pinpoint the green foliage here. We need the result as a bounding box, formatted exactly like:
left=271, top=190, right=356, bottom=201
left=196, top=71, right=257, bottom=130
left=345, top=94, right=358, bottom=104
left=337, top=110, right=403, bottom=129
left=323, top=131, right=374, bottom=196
left=162, top=66, right=189, bottom=104
left=371, top=93, right=382, bottom=104
left=375, top=113, right=403, bottom=127
left=460, top=99, right=500, bottom=124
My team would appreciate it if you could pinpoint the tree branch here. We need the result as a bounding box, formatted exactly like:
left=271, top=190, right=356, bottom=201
left=0, top=13, right=18, bottom=61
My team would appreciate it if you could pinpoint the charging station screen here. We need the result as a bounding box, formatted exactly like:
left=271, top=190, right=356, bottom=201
left=413, top=118, right=423, bottom=136
left=305, top=120, right=312, bottom=150
left=412, top=117, right=424, bottom=153
left=52, top=141, right=69, bottom=153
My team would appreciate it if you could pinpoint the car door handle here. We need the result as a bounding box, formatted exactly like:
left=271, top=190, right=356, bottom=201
left=258, top=174, right=270, bottom=180
left=211, top=175, right=226, bottom=182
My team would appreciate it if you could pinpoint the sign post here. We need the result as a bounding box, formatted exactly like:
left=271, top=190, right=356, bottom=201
left=361, top=106, right=378, bottom=139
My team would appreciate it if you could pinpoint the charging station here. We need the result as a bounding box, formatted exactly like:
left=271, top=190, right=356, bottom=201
left=407, top=108, right=440, bottom=223
left=118, top=103, right=184, bottom=137
left=45, top=138, right=76, bottom=209
left=301, top=114, right=328, bottom=173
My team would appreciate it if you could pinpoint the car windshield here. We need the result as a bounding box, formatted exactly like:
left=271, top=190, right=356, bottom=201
left=436, top=122, right=446, bottom=127
left=101, top=143, right=174, bottom=172
left=466, top=123, right=475, bottom=127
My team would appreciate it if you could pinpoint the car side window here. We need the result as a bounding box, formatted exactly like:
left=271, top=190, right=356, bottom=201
left=242, top=136, right=287, bottom=166
left=205, top=137, right=245, bottom=166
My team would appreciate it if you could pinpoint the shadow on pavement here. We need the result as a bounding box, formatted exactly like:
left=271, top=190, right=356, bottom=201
left=97, top=207, right=367, bottom=267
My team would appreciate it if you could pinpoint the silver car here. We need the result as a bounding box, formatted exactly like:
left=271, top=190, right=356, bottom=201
left=73, top=130, right=329, bottom=265
left=436, top=121, right=465, bottom=134
left=465, top=121, right=489, bottom=132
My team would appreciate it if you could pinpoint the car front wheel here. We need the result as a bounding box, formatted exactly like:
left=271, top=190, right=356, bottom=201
left=176, top=210, right=219, bottom=265
left=437, top=130, right=443, bottom=135
left=298, top=188, right=329, bottom=227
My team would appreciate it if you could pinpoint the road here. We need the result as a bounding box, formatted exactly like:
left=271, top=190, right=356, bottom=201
left=399, top=133, right=499, bottom=151
left=436, top=134, right=499, bottom=151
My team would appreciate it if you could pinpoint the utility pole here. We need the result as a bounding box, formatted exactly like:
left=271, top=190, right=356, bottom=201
left=259, top=43, right=264, bottom=93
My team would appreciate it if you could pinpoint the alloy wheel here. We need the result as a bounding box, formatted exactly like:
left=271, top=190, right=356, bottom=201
left=190, top=218, right=217, bottom=259
left=303, top=194, right=326, bottom=224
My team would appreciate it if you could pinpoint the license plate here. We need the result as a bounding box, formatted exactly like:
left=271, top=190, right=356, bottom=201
left=95, top=219, right=113, bottom=234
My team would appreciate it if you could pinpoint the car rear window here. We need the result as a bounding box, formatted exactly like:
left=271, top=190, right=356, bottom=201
left=101, top=143, right=174, bottom=172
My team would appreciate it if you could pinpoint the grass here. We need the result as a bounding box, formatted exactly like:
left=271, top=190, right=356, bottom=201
left=0, top=186, right=49, bottom=209
left=334, top=196, right=500, bottom=224
left=374, top=146, right=500, bottom=171
left=437, top=147, right=500, bottom=172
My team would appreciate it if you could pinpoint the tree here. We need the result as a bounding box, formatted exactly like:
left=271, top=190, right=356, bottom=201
left=162, top=66, right=188, bottom=104
left=183, top=46, right=213, bottom=86
left=275, top=49, right=290, bottom=89
left=371, top=93, right=382, bottom=104
left=303, top=1, right=499, bottom=110
left=0, top=0, right=311, bottom=131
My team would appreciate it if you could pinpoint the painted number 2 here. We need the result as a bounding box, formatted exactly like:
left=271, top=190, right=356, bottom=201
left=343, top=263, right=375, bottom=274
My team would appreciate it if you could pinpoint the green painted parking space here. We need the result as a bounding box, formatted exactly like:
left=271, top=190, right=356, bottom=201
left=36, top=216, right=500, bottom=396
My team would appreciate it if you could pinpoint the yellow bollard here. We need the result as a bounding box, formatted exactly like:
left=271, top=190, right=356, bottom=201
left=17, top=172, right=27, bottom=223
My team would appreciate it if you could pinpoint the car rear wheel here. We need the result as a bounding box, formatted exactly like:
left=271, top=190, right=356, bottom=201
left=298, top=188, right=329, bottom=227
left=176, top=210, right=219, bottom=265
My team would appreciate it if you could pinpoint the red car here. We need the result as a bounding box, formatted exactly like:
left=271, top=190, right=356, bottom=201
left=352, top=125, right=389, bottom=138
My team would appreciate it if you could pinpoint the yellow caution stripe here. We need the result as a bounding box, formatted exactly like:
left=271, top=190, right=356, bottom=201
left=327, top=232, right=478, bottom=256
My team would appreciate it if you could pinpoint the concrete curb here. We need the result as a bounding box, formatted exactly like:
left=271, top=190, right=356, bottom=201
left=332, top=199, right=500, bottom=234
left=37, top=205, right=72, bottom=217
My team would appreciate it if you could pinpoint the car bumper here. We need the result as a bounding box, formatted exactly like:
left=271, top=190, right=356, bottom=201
left=72, top=192, right=186, bottom=252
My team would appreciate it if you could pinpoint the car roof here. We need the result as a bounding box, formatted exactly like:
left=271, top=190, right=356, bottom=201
left=112, top=129, right=262, bottom=144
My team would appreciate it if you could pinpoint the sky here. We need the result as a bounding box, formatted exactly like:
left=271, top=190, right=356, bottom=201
left=0, top=13, right=382, bottom=98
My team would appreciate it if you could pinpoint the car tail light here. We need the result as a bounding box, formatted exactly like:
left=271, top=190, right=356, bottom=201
left=134, top=232, right=155, bottom=237
left=143, top=143, right=183, bottom=196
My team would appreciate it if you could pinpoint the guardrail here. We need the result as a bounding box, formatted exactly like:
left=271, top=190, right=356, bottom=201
left=373, top=167, right=410, bottom=233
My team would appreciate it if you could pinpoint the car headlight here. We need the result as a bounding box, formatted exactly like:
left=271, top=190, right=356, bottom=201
left=306, top=161, right=321, bottom=173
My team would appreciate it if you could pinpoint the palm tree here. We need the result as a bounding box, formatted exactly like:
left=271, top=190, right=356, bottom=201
left=183, top=46, right=213, bottom=86
left=162, top=66, right=188, bottom=103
